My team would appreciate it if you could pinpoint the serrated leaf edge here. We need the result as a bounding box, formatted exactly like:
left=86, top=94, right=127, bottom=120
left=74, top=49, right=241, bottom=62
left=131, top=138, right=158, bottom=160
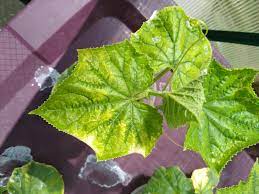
left=183, top=60, right=259, bottom=173
left=216, top=159, right=259, bottom=193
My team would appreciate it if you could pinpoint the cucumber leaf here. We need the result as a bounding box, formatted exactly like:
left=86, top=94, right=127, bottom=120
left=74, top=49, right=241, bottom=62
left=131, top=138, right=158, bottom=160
left=191, top=168, right=219, bottom=194
left=142, top=167, right=194, bottom=194
left=131, top=6, right=211, bottom=81
left=7, top=161, right=64, bottom=194
left=31, top=6, right=213, bottom=161
left=30, top=41, right=163, bottom=161
left=134, top=6, right=211, bottom=128
left=217, top=160, right=259, bottom=194
left=162, top=76, right=205, bottom=128
left=184, top=60, right=259, bottom=172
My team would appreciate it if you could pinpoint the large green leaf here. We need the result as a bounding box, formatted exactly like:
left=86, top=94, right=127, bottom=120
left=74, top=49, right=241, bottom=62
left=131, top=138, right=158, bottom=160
left=142, top=167, right=195, bottom=194
left=134, top=6, right=212, bottom=128
left=132, top=6, right=211, bottom=118
left=7, top=161, right=64, bottom=194
left=217, top=160, right=259, bottom=194
left=30, top=6, right=213, bottom=161
left=30, top=41, right=163, bottom=161
left=130, top=6, right=211, bottom=80
left=184, top=60, right=259, bottom=172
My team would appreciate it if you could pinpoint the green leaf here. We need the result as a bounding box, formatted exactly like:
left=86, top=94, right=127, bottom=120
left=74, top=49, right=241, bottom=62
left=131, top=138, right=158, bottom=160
left=30, top=41, right=163, bottom=161
left=184, top=60, right=259, bottom=172
left=130, top=6, right=211, bottom=78
left=135, top=6, right=212, bottom=128
left=0, top=186, right=7, bottom=194
left=191, top=168, right=219, bottom=194
left=217, top=160, right=259, bottom=194
left=142, top=167, right=195, bottom=194
left=30, top=6, right=213, bottom=161
left=7, top=161, right=64, bottom=194
left=162, top=76, right=205, bottom=128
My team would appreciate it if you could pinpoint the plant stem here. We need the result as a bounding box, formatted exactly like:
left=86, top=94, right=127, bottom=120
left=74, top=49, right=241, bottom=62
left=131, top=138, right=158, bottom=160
left=164, top=132, right=184, bottom=149
left=152, top=67, right=171, bottom=84
left=162, top=70, right=174, bottom=91
left=147, top=90, right=166, bottom=97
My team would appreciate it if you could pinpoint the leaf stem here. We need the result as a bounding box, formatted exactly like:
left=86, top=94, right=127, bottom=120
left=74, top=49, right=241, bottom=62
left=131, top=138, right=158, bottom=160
left=148, top=90, right=166, bottom=97
left=152, top=67, right=171, bottom=84
left=164, top=132, right=184, bottom=149
left=162, top=70, right=174, bottom=91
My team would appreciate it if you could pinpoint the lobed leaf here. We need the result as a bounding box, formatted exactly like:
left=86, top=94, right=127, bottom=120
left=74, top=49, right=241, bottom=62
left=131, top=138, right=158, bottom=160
left=131, top=6, right=211, bottom=75
left=139, top=6, right=212, bottom=129
left=184, top=60, right=259, bottom=172
left=31, top=41, right=163, bottom=161
left=31, top=6, right=212, bottom=161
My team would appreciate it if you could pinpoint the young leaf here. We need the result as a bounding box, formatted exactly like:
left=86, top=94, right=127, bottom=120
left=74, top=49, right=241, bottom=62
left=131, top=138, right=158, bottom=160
left=134, top=6, right=212, bottom=129
left=162, top=76, right=205, bottom=128
left=184, top=60, right=259, bottom=172
left=130, top=6, right=211, bottom=77
left=142, top=167, right=195, bottom=194
left=30, top=41, right=163, bottom=161
left=191, top=168, right=219, bottom=194
left=7, top=161, right=64, bottom=194
left=217, top=160, right=259, bottom=194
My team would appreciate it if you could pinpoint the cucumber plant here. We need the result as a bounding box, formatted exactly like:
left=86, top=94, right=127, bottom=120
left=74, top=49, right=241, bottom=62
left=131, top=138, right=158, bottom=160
left=30, top=6, right=259, bottom=193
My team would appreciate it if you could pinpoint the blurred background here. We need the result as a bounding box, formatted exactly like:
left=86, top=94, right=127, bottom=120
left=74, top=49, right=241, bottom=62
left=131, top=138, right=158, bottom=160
left=1, top=0, right=258, bottom=73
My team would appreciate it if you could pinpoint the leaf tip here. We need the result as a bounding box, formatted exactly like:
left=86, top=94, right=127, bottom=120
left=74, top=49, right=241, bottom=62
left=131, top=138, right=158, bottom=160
left=28, top=107, right=41, bottom=116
